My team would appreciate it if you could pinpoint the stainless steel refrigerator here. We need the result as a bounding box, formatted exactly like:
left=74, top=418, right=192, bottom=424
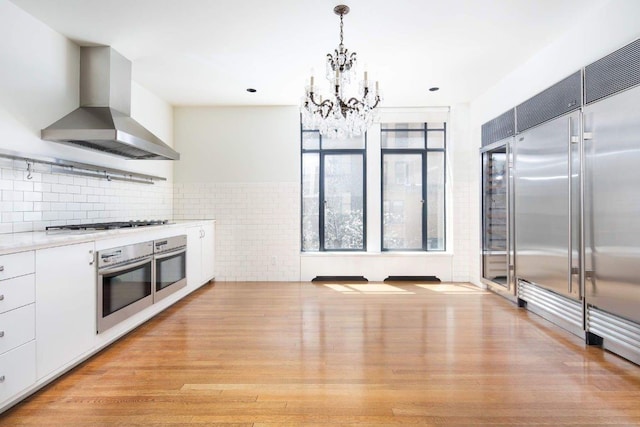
left=583, top=39, right=640, bottom=365
left=513, top=71, right=584, bottom=337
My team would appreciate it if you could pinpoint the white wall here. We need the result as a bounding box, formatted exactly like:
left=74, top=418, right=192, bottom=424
left=174, top=105, right=474, bottom=282
left=0, top=0, right=174, bottom=233
left=467, top=0, right=640, bottom=285
left=173, top=106, right=298, bottom=183
left=173, top=106, right=301, bottom=281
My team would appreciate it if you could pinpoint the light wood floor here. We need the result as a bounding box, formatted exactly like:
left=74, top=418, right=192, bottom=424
left=2, top=281, right=640, bottom=426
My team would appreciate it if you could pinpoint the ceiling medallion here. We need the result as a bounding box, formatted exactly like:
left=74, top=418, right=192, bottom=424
left=301, top=4, right=382, bottom=138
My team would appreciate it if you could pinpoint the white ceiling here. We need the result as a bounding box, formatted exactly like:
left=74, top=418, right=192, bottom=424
left=11, top=0, right=606, bottom=107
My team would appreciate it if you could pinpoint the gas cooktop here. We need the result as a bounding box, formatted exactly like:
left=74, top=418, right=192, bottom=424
left=46, top=220, right=170, bottom=231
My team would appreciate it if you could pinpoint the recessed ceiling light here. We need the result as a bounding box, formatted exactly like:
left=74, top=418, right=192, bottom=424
left=246, top=88, right=257, bottom=93
left=429, top=87, right=440, bottom=92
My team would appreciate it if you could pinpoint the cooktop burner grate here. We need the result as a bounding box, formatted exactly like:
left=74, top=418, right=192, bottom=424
left=46, top=220, right=170, bottom=231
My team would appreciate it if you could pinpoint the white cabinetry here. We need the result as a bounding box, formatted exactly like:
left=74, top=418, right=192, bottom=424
left=187, top=222, right=215, bottom=288
left=35, top=242, right=96, bottom=380
left=0, top=251, right=36, bottom=407
left=0, top=342, right=36, bottom=404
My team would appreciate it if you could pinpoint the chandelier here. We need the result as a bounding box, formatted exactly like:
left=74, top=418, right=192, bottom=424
left=301, top=4, right=382, bottom=139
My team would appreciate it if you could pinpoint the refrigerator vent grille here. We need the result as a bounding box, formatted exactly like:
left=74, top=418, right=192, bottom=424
left=481, top=109, right=515, bottom=147
left=516, top=71, right=582, bottom=132
left=587, top=306, right=640, bottom=365
left=518, top=281, right=582, bottom=336
left=585, top=38, right=640, bottom=104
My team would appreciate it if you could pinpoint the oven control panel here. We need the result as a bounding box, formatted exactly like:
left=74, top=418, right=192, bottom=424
left=97, top=241, right=154, bottom=269
left=154, top=235, right=187, bottom=254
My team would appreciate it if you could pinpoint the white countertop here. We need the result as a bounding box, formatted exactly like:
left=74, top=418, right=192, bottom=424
left=0, top=219, right=214, bottom=255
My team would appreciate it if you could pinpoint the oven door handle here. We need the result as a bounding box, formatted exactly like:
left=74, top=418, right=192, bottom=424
left=99, top=257, right=152, bottom=275
left=154, top=248, right=186, bottom=261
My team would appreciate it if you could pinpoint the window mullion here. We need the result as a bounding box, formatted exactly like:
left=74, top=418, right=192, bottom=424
left=422, top=151, right=428, bottom=251
left=319, top=152, right=326, bottom=251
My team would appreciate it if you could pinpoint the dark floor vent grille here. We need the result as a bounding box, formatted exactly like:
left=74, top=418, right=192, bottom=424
left=481, top=109, right=515, bottom=147
left=384, top=276, right=441, bottom=282
left=516, top=70, right=582, bottom=132
left=311, top=276, right=368, bottom=282
left=585, top=38, right=640, bottom=104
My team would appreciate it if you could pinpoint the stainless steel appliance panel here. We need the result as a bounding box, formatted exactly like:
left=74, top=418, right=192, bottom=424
left=514, top=112, right=580, bottom=300
left=153, top=235, right=187, bottom=302
left=97, top=241, right=154, bottom=333
left=584, top=85, right=640, bottom=324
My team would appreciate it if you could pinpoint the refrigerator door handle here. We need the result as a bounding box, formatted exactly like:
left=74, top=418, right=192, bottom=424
left=568, top=115, right=581, bottom=297
left=582, top=112, right=595, bottom=300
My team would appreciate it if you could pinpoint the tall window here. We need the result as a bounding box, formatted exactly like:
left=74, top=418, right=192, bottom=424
left=301, top=128, right=366, bottom=251
left=381, top=122, right=446, bottom=251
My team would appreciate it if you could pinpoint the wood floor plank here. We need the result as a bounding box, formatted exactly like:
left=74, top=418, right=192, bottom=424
left=2, top=281, right=640, bottom=426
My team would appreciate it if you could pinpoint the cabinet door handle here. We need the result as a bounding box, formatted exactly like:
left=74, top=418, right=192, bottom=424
left=0, top=265, right=4, bottom=272
left=0, top=294, right=4, bottom=301
left=88, top=250, right=95, bottom=266
left=0, top=331, right=4, bottom=338
left=0, top=375, right=5, bottom=382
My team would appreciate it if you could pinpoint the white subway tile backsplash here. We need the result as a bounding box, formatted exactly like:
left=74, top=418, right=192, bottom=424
left=43, top=193, right=59, bottom=202
left=0, top=201, right=13, bottom=212
left=174, top=181, right=301, bottom=282
left=0, top=163, right=172, bottom=234
left=0, top=180, right=12, bottom=191
left=23, top=211, right=42, bottom=222
left=13, top=222, right=34, bottom=233
left=3, top=190, right=24, bottom=202
left=60, top=193, right=76, bottom=203
left=58, top=175, right=74, bottom=185
left=23, top=192, right=42, bottom=202
left=42, top=174, right=59, bottom=184
left=2, top=169, right=20, bottom=180
left=66, top=185, right=81, bottom=194
left=51, top=184, right=67, bottom=193
left=2, top=211, right=23, bottom=222
left=12, top=201, right=33, bottom=212
left=42, top=211, right=59, bottom=221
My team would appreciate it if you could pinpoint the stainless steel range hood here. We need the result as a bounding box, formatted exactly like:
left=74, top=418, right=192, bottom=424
left=42, top=46, right=179, bottom=161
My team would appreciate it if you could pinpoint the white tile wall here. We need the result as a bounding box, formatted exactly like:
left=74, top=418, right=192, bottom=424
left=2, top=157, right=472, bottom=283
left=174, top=182, right=300, bottom=282
left=449, top=120, right=477, bottom=283
left=0, top=158, right=173, bottom=234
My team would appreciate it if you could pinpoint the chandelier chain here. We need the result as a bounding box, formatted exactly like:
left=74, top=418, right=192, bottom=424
left=339, top=13, right=344, bottom=47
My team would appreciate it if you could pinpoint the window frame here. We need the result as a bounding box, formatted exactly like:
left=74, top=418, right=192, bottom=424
left=300, top=127, right=367, bottom=252
left=380, top=122, right=447, bottom=252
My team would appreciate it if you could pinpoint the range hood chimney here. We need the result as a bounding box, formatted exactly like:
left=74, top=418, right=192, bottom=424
left=42, top=46, right=180, bottom=161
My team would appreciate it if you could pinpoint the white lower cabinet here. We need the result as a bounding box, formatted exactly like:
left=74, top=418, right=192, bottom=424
left=0, top=304, right=35, bottom=355
left=35, top=242, right=96, bottom=379
left=0, top=251, right=35, bottom=282
left=187, top=222, right=215, bottom=288
left=0, top=275, right=35, bottom=315
left=0, top=341, right=36, bottom=405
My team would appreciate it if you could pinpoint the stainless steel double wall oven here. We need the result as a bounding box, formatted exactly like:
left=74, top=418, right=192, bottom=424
left=480, top=38, right=640, bottom=365
left=97, top=235, right=186, bottom=333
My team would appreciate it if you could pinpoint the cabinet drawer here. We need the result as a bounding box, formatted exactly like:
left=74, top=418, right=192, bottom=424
left=0, top=341, right=36, bottom=405
left=0, top=274, right=35, bottom=314
left=0, top=251, right=35, bottom=281
left=0, top=304, right=35, bottom=355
